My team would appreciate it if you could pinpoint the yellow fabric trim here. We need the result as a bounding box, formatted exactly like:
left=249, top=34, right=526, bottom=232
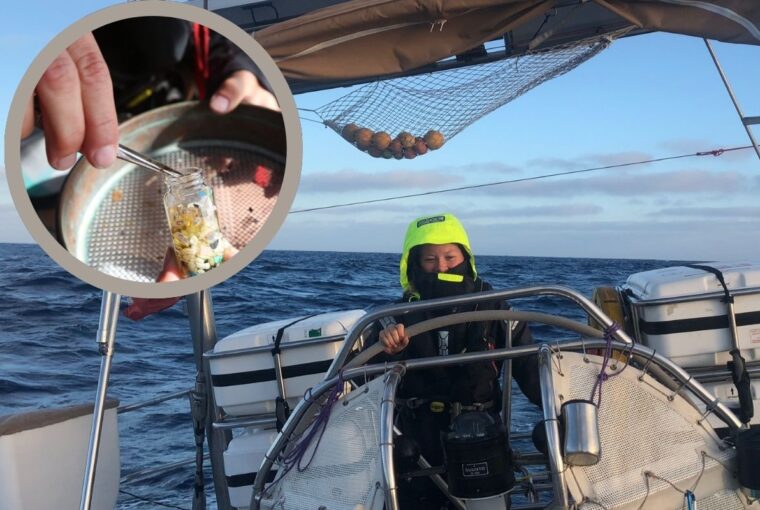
left=437, top=273, right=464, bottom=282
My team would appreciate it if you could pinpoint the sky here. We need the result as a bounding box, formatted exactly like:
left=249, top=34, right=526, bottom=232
left=2, top=1, right=760, bottom=261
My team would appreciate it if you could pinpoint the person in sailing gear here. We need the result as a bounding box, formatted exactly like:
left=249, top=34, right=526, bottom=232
left=378, top=212, right=540, bottom=508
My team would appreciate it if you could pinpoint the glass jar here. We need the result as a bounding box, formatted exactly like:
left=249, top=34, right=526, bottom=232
left=163, top=168, right=225, bottom=276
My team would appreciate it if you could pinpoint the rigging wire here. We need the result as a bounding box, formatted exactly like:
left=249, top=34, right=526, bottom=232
left=289, top=144, right=754, bottom=214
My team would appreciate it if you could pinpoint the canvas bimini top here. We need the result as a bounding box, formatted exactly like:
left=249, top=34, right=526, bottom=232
left=255, top=0, right=760, bottom=91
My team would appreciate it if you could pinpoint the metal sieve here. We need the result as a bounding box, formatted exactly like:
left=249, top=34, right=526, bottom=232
left=58, top=102, right=286, bottom=283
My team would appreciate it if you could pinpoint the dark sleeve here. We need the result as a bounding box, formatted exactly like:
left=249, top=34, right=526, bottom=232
left=207, top=30, right=270, bottom=96
left=94, top=18, right=191, bottom=77
left=479, top=279, right=541, bottom=408
left=510, top=320, right=542, bottom=407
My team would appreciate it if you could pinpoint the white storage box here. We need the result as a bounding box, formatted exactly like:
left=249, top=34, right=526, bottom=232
left=224, top=428, right=279, bottom=509
left=698, top=380, right=760, bottom=428
left=208, top=309, right=366, bottom=416
left=623, top=262, right=760, bottom=367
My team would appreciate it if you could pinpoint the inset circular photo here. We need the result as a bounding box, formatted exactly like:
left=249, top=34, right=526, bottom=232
left=5, top=2, right=301, bottom=299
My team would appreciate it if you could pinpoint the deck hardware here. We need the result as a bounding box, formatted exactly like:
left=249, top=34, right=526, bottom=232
left=80, top=291, right=121, bottom=510
left=552, top=341, right=564, bottom=376
left=638, top=350, right=657, bottom=381
left=668, top=375, right=693, bottom=402
left=697, top=399, right=721, bottom=425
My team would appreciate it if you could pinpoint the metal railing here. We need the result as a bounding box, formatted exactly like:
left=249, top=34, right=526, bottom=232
left=251, top=285, right=744, bottom=508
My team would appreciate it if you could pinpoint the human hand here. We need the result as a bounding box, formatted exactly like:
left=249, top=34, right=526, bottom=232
left=22, top=33, right=118, bottom=170
left=209, top=69, right=280, bottom=114
left=379, top=323, right=410, bottom=355
left=124, top=242, right=238, bottom=320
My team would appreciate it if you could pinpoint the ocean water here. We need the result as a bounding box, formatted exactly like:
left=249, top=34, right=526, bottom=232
left=0, top=243, right=687, bottom=509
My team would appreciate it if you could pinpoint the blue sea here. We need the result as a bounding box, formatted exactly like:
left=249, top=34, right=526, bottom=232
left=0, top=243, right=687, bottom=509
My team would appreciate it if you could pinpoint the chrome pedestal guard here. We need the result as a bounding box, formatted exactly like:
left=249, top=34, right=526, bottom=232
left=80, top=291, right=120, bottom=510
left=538, top=344, right=569, bottom=510
left=251, top=286, right=744, bottom=509
left=380, top=365, right=405, bottom=510
left=328, top=286, right=634, bottom=380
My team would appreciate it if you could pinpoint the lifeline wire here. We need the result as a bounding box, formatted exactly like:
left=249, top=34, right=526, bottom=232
left=289, top=145, right=754, bottom=214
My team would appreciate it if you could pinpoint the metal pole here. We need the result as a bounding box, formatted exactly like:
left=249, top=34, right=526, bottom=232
left=380, top=365, right=405, bottom=510
left=187, top=290, right=232, bottom=509
left=80, top=291, right=121, bottom=510
left=704, top=39, right=760, bottom=163
left=502, top=321, right=514, bottom=430
left=538, top=344, right=569, bottom=510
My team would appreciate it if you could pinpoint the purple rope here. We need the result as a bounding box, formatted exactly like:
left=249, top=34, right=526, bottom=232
left=262, top=372, right=346, bottom=496
left=289, top=372, right=345, bottom=472
left=589, top=323, right=620, bottom=407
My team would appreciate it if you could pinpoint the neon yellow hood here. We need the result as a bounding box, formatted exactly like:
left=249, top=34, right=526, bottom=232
left=399, top=213, right=477, bottom=294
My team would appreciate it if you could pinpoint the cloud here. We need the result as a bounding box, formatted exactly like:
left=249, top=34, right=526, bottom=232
left=294, top=201, right=603, bottom=219
left=526, top=157, right=579, bottom=171
left=651, top=206, right=760, bottom=218
left=446, top=161, right=522, bottom=174
left=658, top=138, right=713, bottom=154
left=457, top=204, right=603, bottom=218
left=471, top=169, right=748, bottom=197
left=272, top=215, right=760, bottom=261
left=527, top=151, right=654, bottom=171
left=298, top=169, right=464, bottom=192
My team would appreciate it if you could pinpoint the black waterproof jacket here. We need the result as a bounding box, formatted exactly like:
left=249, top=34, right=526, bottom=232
left=377, top=279, right=541, bottom=408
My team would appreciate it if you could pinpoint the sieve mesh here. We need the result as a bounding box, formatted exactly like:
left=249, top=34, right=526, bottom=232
left=264, top=378, right=385, bottom=510
left=82, top=144, right=282, bottom=282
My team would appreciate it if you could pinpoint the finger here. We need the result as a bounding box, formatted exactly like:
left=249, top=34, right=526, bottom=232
left=209, top=71, right=248, bottom=114
left=67, top=33, right=118, bottom=169
left=124, top=296, right=180, bottom=321
left=157, top=248, right=183, bottom=283
left=380, top=330, right=395, bottom=352
left=124, top=249, right=181, bottom=321
left=22, top=94, right=35, bottom=139
left=210, top=70, right=280, bottom=114
left=247, top=87, right=280, bottom=112
left=36, top=49, right=85, bottom=170
left=222, top=240, right=238, bottom=261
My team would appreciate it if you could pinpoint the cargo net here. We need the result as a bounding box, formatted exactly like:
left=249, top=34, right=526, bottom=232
left=314, top=31, right=622, bottom=159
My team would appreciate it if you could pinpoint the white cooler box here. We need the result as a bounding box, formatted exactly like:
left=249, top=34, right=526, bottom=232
left=224, top=428, right=279, bottom=509
left=208, top=309, right=366, bottom=416
left=624, top=262, right=760, bottom=368
left=698, top=379, right=760, bottom=428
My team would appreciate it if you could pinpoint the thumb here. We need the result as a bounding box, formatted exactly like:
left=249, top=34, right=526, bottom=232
left=209, top=72, right=248, bottom=114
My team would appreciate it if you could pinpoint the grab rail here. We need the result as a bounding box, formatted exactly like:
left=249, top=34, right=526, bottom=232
left=252, top=337, right=743, bottom=507
left=538, top=344, right=569, bottom=509
left=327, top=285, right=634, bottom=379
